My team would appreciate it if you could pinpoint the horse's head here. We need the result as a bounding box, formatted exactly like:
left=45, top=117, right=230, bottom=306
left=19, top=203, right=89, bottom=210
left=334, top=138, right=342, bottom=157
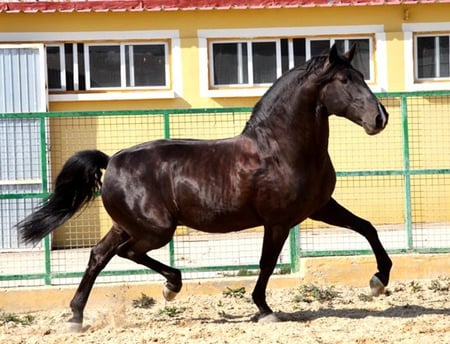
left=318, top=44, right=388, bottom=135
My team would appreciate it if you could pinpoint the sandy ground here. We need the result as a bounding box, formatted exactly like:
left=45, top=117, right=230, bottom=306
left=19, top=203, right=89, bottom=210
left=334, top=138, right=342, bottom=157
left=1, top=278, right=449, bottom=344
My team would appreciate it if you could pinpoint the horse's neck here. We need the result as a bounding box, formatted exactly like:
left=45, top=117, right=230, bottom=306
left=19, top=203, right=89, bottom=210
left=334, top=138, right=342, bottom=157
left=245, top=88, right=330, bottom=164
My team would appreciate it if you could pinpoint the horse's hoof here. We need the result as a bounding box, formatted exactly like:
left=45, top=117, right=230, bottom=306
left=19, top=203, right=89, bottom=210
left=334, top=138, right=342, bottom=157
left=66, top=321, right=83, bottom=333
left=370, top=274, right=385, bottom=297
left=258, top=313, right=280, bottom=323
left=163, top=285, right=179, bottom=301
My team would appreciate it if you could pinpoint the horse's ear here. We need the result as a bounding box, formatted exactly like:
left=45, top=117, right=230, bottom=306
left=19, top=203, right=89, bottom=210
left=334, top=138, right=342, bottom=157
left=324, top=43, right=338, bottom=69
left=328, top=43, right=339, bottom=64
left=344, top=43, right=357, bottom=62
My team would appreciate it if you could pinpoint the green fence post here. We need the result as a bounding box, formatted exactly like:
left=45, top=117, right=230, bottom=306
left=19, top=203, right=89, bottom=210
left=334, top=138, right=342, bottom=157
left=39, top=115, right=52, bottom=285
left=163, top=111, right=176, bottom=267
left=401, top=95, right=413, bottom=250
left=289, top=225, right=301, bottom=273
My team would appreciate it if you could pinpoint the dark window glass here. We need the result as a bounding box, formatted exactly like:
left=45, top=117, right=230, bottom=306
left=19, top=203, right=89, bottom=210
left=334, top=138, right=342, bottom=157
left=213, top=43, right=248, bottom=85
left=293, top=38, right=306, bottom=67
left=46, top=46, right=62, bottom=90
left=281, top=39, right=289, bottom=73
left=78, top=44, right=86, bottom=90
left=89, top=45, right=121, bottom=88
left=349, top=39, right=370, bottom=80
left=418, top=36, right=436, bottom=78
left=126, top=44, right=166, bottom=87
left=335, top=39, right=346, bottom=54
left=252, top=42, right=277, bottom=84
left=64, top=44, right=74, bottom=91
left=439, top=36, right=449, bottom=77
left=311, top=40, right=330, bottom=57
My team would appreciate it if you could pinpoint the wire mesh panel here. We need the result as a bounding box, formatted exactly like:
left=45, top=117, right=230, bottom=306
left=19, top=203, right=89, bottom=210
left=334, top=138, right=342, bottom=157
left=1, top=93, right=449, bottom=288
left=47, top=113, right=169, bottom=285
left=407, top=95, right=450, bottom=250
left=167, top=110, right=285, bottom=278
left=299, top=96, right=410, bottom=255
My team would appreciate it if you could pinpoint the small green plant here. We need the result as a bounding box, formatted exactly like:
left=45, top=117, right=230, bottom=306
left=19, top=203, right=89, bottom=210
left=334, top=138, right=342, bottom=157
left=293, top=284, right=340, bottom=303
left=409, top=281, right=423, bottom=293
left=158, top=306, right=184, bottom=318
left=132, top=293, right=156, bottom=309
left=358, top=293, right=373, bottom=302
left=223, top=286, right=246, bottom=298
left=429, top=276, right=450, bottom=292
left=0, top=310, right=34, bottom=326
left=237, top=268, right=257, bottom=276
left=277, top=267, right=291, bottom=275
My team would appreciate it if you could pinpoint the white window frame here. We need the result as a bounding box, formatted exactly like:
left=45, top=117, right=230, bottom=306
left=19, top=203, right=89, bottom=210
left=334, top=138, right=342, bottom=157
left=0, top=30, right=182, bottom=101
left=199, top=25, right=387, bottom=98
left=404, top=22, right=450, bottom=91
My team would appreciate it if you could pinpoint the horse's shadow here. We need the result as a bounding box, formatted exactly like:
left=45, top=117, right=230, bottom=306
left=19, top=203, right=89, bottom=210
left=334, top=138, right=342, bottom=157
left=202, top=305, right=450, bottom=324
left=277, top=304, right=450, bottom=322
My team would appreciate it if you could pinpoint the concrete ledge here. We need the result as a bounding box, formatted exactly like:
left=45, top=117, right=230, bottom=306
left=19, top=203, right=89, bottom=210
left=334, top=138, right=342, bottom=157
left=1, top=253, right=448, bottom=313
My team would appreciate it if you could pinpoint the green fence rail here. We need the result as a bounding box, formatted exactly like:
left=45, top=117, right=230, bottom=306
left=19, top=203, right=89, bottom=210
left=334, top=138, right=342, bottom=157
left=1, top=91, right=449, bottom=286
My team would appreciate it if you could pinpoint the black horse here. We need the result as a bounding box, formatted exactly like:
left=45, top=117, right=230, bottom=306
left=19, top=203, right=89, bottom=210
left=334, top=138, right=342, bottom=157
left=18, top=44, right=392, bottom=329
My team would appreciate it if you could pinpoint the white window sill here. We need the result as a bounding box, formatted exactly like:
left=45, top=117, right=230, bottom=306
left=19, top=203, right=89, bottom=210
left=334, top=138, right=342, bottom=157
left=203, top=85, right=385, bottom=98
left=405, top=82, right=450, bottom=92
left=49, top=90, right=179, bottom=102
left=201, top=87, right=269, bottom=98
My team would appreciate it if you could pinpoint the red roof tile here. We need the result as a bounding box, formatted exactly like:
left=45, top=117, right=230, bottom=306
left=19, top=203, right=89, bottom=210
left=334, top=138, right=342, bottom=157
left=0, top=0, right=449, bottom=13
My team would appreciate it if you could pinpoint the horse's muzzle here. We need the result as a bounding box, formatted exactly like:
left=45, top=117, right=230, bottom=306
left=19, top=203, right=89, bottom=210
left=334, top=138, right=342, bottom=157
left=376, top=102, right=389, bottom=130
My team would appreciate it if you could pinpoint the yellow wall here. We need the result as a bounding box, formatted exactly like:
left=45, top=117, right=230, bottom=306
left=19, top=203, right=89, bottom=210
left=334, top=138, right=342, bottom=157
left=1, top=4, right=450, bottom=111
left=1, top=5, right=449, bottom=247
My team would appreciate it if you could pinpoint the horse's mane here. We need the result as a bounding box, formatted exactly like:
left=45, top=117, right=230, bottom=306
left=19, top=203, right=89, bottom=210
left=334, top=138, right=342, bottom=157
left=242, top=54, right=336, bottom=133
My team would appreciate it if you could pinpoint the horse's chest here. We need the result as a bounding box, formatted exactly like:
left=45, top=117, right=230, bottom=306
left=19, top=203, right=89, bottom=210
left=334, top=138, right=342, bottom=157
left=257, top=158, right=335, bottom=220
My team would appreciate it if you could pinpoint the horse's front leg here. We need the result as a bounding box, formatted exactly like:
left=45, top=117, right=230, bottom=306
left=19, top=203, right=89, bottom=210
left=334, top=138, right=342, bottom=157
left=310, top=198, right=392, bottom=296
left=68, top=227, right=128, bottom=331
left=252, top=225, right=290, bottom=323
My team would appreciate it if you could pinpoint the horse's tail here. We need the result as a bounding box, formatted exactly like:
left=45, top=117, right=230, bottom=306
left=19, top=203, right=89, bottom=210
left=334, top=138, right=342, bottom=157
left=18, top=150, right=110, bottom=244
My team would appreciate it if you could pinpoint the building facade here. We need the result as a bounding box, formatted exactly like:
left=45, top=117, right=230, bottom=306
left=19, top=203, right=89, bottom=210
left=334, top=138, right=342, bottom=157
left=1, top=1, right=450, bottom=111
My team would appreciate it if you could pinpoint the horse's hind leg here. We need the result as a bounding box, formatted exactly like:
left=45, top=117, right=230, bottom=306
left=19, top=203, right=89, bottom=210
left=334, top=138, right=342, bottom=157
left=116, top=241, right=182, bottom=301
left=310, top=198, right=392, bottom=296
left=68, top=226, right=128, bottom=331
left=252, top=225, right=290, bottom=322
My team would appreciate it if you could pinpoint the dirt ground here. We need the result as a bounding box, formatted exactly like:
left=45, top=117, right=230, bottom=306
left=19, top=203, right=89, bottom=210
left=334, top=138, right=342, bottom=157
left=1, top=278, right=449, bottom=344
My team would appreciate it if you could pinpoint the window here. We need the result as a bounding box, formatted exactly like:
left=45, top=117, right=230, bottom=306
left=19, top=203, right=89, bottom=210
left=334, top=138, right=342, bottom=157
left=212, top=41, right=278, bottom=86
left=47, top=42, right=168, bottom=91
left=46, top=45, right=65, bottom=90
left=416, top=35, right=450, bottom=80
left=0, top=30, right=181, bottom=101
left=404, top=23, right=450, bottom=90
left=209, top=37, right=372, bottom=88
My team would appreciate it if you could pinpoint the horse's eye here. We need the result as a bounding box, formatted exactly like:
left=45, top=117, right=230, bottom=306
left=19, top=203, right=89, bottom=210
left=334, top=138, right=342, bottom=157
left=340, top=77, right=348, bottom=84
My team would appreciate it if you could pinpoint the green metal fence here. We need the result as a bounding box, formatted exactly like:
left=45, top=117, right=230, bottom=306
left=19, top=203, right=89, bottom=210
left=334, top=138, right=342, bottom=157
left=0, top=91, right=449, bottom=287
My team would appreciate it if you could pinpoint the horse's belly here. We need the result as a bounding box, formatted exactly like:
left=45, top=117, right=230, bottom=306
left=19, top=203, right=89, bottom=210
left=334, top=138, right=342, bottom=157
left=177, top=207, right=261, bottom=233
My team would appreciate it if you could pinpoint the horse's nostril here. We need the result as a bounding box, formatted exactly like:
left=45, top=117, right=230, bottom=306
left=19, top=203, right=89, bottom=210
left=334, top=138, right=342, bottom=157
left=376, top=114, right=384, bottom=129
